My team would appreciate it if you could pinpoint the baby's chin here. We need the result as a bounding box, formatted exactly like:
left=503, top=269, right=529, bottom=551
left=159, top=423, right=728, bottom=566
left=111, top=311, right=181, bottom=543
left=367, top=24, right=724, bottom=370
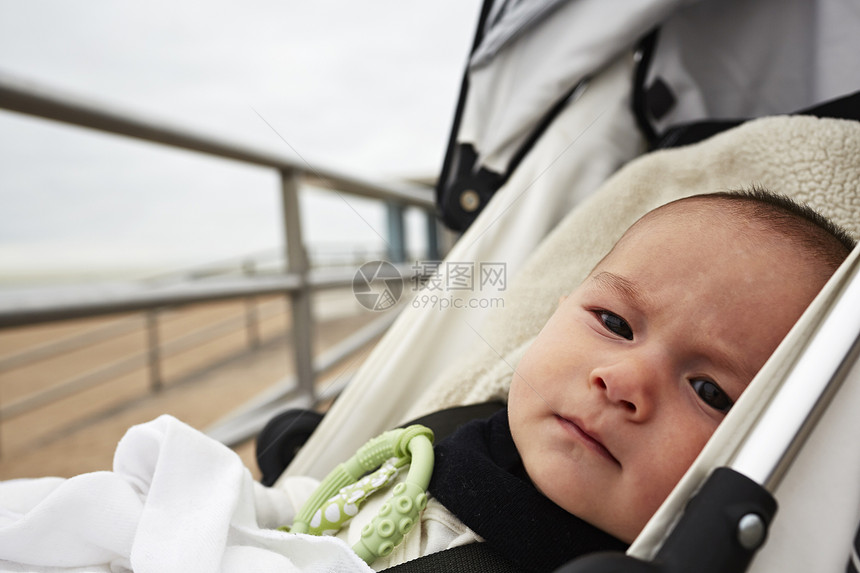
left=519, top=465, right=632, bottom=542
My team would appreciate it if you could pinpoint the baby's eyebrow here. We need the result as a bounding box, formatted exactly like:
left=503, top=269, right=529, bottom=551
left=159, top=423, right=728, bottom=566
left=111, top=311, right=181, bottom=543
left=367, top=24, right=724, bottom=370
left=590, top=271, right=648, bottom=307
left=591, top=271, right=751, bottom=392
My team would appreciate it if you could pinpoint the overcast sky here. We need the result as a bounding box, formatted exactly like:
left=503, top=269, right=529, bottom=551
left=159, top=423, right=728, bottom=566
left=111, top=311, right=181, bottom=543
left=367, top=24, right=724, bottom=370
left=0, top=1, right=480, bottom=282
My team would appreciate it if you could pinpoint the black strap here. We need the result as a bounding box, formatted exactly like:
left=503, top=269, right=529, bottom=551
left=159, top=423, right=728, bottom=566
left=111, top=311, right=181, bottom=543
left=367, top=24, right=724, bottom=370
left=632, top=25, right=860, bottom=151
left=435, top=0, right=499, bottom=226
left=402, top=400, right=506, bottom=442
left=631, top=28, right=661, bottom=147
left=436, top=0, right=590, bottom=232
left=653, top=89, right=860, bottom=150
left=383, top=542, right=523, bottom=573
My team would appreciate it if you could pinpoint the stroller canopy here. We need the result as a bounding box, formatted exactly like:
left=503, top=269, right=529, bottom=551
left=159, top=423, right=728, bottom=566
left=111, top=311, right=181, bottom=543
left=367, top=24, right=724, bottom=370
left=437, top=0, right=860, bottom=230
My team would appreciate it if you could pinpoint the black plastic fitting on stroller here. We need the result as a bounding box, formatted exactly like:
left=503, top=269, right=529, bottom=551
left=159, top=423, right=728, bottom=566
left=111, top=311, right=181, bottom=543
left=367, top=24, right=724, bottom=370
left=256, top=409, right=325, bottom=487
left=555, top=468, right=777, bottom=573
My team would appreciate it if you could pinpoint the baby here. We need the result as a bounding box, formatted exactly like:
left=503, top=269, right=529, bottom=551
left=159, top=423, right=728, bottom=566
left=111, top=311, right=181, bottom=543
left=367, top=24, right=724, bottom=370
left=508, top=188, right=855, bottom=544
left=0, top=189, right=853, bottom=573
left=298, top=188, right=855, bottom=571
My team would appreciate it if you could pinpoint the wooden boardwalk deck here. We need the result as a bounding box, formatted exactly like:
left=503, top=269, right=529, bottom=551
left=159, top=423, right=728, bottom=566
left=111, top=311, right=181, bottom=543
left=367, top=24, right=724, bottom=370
left=0, top=289, right=378, bottom=481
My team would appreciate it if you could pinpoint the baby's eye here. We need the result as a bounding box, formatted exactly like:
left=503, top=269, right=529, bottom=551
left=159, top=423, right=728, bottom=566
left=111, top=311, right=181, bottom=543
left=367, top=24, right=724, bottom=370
left=690, top=378, right=733, bottom=413
left=596, top=310, right=633, bottom=340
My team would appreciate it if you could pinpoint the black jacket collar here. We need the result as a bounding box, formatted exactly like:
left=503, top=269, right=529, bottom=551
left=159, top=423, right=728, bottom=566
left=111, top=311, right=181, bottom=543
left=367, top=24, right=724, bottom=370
left=429, top=409, right=627, bottom=573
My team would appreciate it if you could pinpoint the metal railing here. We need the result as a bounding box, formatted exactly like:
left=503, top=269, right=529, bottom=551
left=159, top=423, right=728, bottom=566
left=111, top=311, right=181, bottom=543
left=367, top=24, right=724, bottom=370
left=0, top=291, right=289, bottom=423
left=0, top=71, right=443, bottom=447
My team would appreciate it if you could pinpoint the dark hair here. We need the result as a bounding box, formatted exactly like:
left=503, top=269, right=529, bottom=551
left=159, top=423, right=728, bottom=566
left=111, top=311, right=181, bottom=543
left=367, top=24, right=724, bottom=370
left=687, top=186, right=856, bottom=272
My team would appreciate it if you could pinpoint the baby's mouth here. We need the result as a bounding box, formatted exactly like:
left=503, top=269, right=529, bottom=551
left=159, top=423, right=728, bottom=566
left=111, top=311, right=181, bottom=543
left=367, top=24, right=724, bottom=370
left=556, top=415, right=621, bottom=466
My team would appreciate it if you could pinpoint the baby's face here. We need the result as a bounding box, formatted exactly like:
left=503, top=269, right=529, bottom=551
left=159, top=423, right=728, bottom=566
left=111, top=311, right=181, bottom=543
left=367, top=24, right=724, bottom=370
left=508, top=206, right=827, bottom=542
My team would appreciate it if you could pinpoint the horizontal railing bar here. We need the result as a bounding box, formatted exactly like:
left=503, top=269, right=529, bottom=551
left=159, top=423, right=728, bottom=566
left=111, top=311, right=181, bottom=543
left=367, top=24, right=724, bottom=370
left=0, top=273, right=299, bottom=328
left=0, top=72, right=434, bottom=209
left=1, top=351, right=148, bottom=420
left=314, top=307, right=398, bottom=374
left=0, top=315, right=143, bottom=373
left=157, top=299, right=286, bottom=361
left=2, top=300, right=286, bottom=421
left=140, top=248, right=284, bottom=285
left=205, top=388, right=313, bottom=447
left=209, top=310, right=395, bottom=427
left=0, top=264, right=419, bottom=329
left=205, top=310, right=396, bottom=445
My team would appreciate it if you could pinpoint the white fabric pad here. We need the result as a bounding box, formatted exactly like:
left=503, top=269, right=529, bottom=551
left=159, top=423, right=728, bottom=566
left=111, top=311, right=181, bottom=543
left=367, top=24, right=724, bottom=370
left=0, top=415, right=370, bottom=573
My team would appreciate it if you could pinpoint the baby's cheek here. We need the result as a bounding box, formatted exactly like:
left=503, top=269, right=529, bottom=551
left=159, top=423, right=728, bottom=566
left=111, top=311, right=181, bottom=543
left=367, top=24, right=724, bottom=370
left=507, top=370, right=538, bottom=414
left=638, top=419, right=710, bottom=478
left=654, top=423, right=715, bottom=487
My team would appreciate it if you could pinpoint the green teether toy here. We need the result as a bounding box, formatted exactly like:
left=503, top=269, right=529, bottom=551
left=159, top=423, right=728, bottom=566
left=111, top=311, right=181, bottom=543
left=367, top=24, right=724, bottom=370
left=287, top=424, right=434, bottom=565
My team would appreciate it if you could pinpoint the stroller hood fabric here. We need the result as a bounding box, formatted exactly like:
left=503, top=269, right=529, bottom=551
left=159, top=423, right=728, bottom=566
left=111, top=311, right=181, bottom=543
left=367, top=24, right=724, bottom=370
left=462, top=0, right=860, bottom=173
left=440, top=0, right=860, bottom=229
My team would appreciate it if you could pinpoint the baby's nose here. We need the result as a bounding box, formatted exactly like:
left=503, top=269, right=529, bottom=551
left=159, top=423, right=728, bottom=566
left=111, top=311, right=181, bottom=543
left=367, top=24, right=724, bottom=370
left=593, top=375, right=638, bottom=414
left=591, top=355, right=665, bottom=419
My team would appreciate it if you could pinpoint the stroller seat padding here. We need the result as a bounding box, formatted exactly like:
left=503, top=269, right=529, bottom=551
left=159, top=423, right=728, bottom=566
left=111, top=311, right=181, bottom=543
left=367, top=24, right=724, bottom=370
left=409, top=114, right=860, bottom=420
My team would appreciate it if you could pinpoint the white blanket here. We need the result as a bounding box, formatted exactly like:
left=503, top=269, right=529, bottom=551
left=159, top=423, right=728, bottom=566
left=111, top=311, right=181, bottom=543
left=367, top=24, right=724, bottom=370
left=0, top=415, right=372, bottom=573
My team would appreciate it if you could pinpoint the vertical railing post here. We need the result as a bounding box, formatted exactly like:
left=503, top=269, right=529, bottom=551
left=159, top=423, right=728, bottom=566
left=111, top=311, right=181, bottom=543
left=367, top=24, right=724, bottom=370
left=280, top=169, right=315, bottom=399
left=386, top=202, right=406, bottom=262
left=425, top=210, right=440, bottom=261
left=243, top=259, right=261, bottom=349
left=146, top=309, right=163, bottom=391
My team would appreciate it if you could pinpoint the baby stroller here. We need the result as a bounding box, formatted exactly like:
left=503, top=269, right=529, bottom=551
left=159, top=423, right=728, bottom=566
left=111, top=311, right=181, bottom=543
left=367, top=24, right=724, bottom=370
left=265, top=1, right=860, bottom=571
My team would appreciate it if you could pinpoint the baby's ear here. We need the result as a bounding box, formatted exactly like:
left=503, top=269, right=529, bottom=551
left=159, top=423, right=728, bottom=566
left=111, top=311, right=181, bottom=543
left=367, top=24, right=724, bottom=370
left=558, top=294, right=568, bottom=306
